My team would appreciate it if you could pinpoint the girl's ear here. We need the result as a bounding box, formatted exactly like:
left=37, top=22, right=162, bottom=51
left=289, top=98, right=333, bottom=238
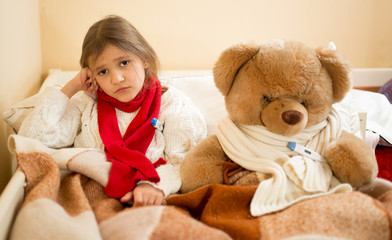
left=316, top=47, right=352, bottom=103
left=94, top=78, right=102, bottom=92
left=213, top=43, right=259, bottom=96
left=143, top=61, right=150, bottom=69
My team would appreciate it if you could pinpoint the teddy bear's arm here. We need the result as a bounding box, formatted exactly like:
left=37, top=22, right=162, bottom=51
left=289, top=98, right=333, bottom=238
left=324, top=130, right=379, bottom=188
left=180, top=134, right=226, bottom=193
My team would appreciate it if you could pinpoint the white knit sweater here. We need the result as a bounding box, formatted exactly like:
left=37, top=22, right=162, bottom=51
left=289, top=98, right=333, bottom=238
left=19, top=86, right=207, bottom=197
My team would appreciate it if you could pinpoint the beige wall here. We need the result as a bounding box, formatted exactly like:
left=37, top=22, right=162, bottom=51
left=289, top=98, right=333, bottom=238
left=1, top=0, right=392, bottom=192
left=40, top=0, right=392, bottom=76
left=0, top=0, right=42, bottom=193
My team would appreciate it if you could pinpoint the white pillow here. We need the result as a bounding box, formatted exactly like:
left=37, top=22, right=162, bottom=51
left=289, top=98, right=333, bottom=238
left=160, top=72, right=227, bottom=136
left=3, top=92, right=42, bottom=133
left=3, top=69, right=71, bottom=133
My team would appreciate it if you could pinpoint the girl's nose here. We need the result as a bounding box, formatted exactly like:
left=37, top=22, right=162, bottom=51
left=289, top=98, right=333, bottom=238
left=111, top=71, right=124, bottom=84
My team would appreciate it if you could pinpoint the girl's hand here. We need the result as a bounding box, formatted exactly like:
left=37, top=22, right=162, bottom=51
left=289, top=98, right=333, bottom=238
left=120, top=183, right=164, bottom=207
left=61, top=68, right=97, bottom=98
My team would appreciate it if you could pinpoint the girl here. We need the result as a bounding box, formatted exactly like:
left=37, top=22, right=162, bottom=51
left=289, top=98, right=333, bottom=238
left=19, top=15, right=207, bottom=207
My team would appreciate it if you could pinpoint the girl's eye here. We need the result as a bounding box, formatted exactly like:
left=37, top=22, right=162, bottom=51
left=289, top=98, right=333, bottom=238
left=120, top=60, right=129, bottom=66
left=98, top=69, right=108, bottom=76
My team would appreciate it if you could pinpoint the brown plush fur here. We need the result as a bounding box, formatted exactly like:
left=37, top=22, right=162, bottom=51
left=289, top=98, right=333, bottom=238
left=180, top=40, right=378, bottom=193
left=180, top=135, right=225, bottom=193
left=325, top=131, right=378, bottom=188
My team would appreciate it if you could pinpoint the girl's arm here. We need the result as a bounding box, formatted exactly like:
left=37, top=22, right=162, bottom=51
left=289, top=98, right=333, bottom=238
left=18, top=69, right=95, bottom=148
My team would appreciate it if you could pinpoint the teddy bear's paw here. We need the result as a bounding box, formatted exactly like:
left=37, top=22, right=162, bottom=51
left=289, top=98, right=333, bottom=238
left=325, top=131, right=379, bottom=188
left=180, top=135, right=228, bottom=193
left=180, top=160, right=224, bottom=193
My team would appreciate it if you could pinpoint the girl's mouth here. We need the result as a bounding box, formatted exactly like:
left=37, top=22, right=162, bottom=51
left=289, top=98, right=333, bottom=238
left=115, top=87, right=129, bottom=93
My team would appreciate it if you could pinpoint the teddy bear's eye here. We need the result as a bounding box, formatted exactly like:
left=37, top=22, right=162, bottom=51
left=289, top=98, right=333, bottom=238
left=263, top=95, right=272, bottom=103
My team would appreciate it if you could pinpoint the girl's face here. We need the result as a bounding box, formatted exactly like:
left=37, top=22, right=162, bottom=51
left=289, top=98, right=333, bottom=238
left=90, top=44, right=149, bottom=102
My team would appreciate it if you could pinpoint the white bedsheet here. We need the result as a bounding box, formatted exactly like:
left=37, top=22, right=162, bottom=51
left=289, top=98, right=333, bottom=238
left=353, top=89, right=392, bottom=145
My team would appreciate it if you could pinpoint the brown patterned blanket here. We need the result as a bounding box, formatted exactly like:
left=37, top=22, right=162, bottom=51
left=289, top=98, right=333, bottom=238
left=8, top=135, right=392, bottom=240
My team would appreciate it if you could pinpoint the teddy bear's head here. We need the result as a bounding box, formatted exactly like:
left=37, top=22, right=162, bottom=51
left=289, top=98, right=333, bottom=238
left=213, top=40, right=351, bottom=136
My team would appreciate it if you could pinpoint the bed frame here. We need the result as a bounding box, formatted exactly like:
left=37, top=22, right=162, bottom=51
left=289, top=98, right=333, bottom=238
left=0, top=68, right=391, bottom=240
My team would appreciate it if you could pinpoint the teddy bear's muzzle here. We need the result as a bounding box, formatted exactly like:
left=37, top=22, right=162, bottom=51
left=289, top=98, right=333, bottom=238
left=261, top=99, right=308, bottom=136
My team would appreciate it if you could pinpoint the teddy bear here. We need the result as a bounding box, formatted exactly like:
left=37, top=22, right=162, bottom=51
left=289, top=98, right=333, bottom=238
left=179, top=39, right=379, bottom=215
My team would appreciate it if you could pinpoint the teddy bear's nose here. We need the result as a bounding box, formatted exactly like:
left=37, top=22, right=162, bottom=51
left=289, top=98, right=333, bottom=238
left=282, top=110, right=303, bottom=125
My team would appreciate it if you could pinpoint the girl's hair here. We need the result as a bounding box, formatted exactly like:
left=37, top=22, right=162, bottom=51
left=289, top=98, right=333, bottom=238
left=80, top=15, right=160, bottom=79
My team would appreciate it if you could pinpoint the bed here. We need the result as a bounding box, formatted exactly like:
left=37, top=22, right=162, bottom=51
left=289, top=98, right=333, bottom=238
left=1, top=68, right=392, bottom=240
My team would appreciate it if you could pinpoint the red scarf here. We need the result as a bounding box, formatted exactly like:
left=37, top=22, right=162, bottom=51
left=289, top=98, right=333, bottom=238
left=97, top=76, right=166, bottom=198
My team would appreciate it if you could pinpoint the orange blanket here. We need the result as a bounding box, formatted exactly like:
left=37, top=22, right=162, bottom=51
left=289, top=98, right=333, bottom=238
left=8, top=135, right=392, bottom=240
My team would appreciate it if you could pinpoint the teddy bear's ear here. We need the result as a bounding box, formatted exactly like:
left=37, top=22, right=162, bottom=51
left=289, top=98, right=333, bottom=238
left=316, top=47, right=352, bottom=102
left=213, top=43, right=260, bottom=96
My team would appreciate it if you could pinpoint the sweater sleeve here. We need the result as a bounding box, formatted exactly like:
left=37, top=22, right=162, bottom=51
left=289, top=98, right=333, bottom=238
left=148, top=87, right=207, bottom=197
left=18, top=87, right=85, bottom=148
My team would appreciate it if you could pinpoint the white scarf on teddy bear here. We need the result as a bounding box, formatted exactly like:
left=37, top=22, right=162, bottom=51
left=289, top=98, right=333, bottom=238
left=216, top=107, right=353, bottom=217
